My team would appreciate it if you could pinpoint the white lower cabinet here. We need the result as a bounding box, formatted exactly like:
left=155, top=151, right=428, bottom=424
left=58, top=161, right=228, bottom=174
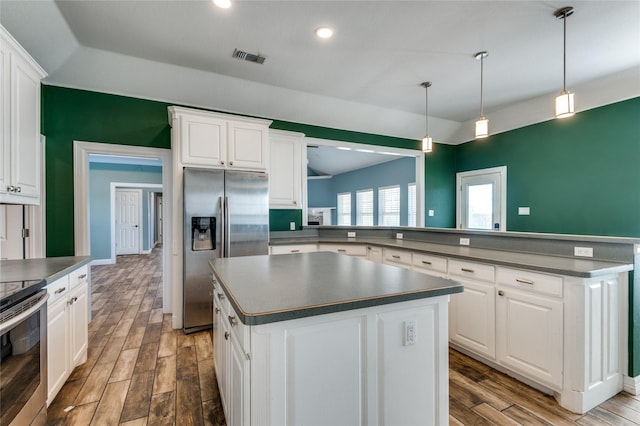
left=318, top=243, right=367, bottom=257
left=496, top=285, right=563, bottom=390
left=366, top=245, right=383, bottom=262
left=382, top=248, right=412, bottom=269
left=45, top=265, right=89, bottom=405
left=212, top=282, right=450, bottom=425
left=269, top=244, right=317, bottom=255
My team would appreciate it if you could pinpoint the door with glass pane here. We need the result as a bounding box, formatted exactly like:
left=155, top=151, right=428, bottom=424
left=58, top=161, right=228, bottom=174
left=457, top=167, right=506, bottom=231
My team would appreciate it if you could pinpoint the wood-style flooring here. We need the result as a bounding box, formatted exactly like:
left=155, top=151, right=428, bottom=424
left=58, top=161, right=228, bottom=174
left=47, top=247, right=640, bottom=425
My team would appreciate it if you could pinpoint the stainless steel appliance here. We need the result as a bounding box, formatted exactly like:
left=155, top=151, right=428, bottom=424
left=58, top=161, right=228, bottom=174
left=0, top=280, right=48, bottom=425
left=183, top=167, right=269, bottom=333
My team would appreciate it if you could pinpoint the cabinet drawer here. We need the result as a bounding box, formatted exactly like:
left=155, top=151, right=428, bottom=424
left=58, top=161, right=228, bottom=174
left=270, top=244, right=317, bottom=255
left=497, top=267, right=563, bottom=298
left=383, top=248, right=412, bottom=266
left=69, top=265, right=89, bottom=289
left=46, top=275, right=70, bottom=303
left=412, top=253, right=447, bottom=275
left=318, top=244, right=366, bottom=257
left=449, top=259, right=495, bottom=282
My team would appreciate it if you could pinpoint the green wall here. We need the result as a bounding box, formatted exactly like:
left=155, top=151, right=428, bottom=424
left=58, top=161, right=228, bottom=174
left=456, top=97, right=640, bottom=238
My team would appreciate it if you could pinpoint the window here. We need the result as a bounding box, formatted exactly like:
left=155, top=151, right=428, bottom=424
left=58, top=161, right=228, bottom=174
left=407, top=183, right=416, bottom=227
left=378, top=185, right=400, bottom=226
left=337, top=192, right=351, bottom=225
left=356, top=189, right=374, bottom=226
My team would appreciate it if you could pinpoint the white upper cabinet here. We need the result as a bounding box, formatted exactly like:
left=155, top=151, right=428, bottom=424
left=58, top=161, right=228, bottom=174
left=268, top=130, right=304, bottom=208
left=169, top=106, right=272, bottom=171
left=0, top=25, right=46, bottom=205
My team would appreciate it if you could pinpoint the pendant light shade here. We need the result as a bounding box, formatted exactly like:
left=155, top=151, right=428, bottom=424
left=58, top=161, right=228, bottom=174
left=421, top=81, right=433, bottom=153
left=555, top=7, right=575, bottom=119
left=474, top=51, right=489, bottom=139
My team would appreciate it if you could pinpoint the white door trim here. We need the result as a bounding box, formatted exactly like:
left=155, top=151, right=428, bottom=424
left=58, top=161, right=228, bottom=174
left=73, top=141, right=173, bottom=316
left=112, top=184, right=162, bottom=260
left=456, top=166, right=507, bottom=231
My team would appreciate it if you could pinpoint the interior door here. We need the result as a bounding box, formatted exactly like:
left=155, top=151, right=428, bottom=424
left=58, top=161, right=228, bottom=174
left=457, top=167, right=506, bottom=231
left=115, top=189, right=142, bottom=255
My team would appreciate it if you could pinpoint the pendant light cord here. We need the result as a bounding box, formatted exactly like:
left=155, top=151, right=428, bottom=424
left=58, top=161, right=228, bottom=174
left=562, top=10, right=567, bottom=92
left=425, top=85, right=429, bottom=134
left=479, top=54, right=484, bottom=117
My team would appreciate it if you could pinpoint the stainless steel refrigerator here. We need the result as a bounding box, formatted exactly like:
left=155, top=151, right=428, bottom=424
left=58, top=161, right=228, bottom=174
left=183, top=167, right=269, bottom=333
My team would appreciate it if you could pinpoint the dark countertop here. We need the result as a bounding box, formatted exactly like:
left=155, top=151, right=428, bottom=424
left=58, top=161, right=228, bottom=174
left=209, top=252, right=463, bottom=326
left=270, top=237, right=632, bottom=278
left=0, top=256, right=92, bottom=284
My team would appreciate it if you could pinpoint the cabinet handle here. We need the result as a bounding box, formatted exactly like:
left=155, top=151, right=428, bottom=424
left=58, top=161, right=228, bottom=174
left=498, top=290, right=505, bottom=296
left=16, top=186, right=21, bottom=193
left=54, top=287, right=67, bottom=294
left=516, top=278, right=534, bottom=285
left=215, top=308, right=220, bottom=314
left=228, top=316, right=238, bottom=327
left=293, top=201, right=297, bottom=205
left=337, top=249, right=347, bottom=253
left=229, top=161, right=234, bottom=166
left=67, top=296, right=78, bottom=305
left=290, top=249, right=300, bottom=253
left=217, top=293, right=225, bottom=301
left=7, top=185, right=15, bottom=192
left=78, top=274, right=87, bottom=279
left=220, top=160, right=225, bottom=165
left=421, top=260, right=432, bottom=265
left=224, top=332, right=230, bottom=340
left=392, top=255, right=401, bottom=259
left=461, top=268, right=475, bottom=273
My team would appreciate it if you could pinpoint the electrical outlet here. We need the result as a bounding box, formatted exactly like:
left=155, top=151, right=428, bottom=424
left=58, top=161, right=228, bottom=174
left=347, top=231, right=356, bottom=238
left=459, top=238, right=470, bottom=246
left=396, top=233, right=403, bottom=240
left=404, top=320, right=417, bottom=346
left=289, top=222, right=296, bottom=231
left=574, top=246, right=593, bottom=257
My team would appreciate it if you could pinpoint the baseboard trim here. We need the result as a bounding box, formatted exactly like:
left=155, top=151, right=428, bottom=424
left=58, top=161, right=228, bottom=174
left=142, top=249, right=152, bottom=254
left=91, top=258, right=114, bottom=266
left=624, top=375, right=640, bottom=395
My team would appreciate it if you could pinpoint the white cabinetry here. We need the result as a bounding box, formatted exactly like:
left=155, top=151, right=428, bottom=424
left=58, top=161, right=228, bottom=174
left=45, top=265, right=89, bottom=405
left=0, top=25, right=46, bottom=205
left=169, top=107, right=271, bottom=171
left=318, top=243, right=367, bottom=257
left=382, top=248, right=412, bottom=269
left=213, top=280, right=250, bottom=426
left=270, top=244, right=317, bottom=255
left=448, top=259, right=496, bottom=359
left=366, top=245, right=383, bottom=263
left=268, top=130, right=304, bottom=208
left=412, top=253, right=448, bottom=278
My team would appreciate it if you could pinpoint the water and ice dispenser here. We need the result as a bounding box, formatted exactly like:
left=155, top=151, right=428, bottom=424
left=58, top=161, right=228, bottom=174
left=191, top=217, right=215, bottom=251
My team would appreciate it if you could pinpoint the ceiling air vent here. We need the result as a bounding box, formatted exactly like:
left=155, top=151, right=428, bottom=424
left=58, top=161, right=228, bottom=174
left=232, top=48, right=266, bottom=64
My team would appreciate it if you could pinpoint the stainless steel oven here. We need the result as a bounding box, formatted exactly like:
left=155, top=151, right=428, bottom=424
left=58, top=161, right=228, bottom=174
left=0, top=282, right=48, bottom=426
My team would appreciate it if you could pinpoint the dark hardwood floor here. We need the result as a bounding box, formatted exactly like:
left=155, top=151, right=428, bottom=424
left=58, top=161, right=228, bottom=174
left=46, top=247, right=640, bottom=425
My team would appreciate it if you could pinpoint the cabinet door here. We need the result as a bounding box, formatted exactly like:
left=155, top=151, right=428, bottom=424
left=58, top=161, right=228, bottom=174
left=496, top=287, right=563, bottom=390
left=217, top=312, right=230, bottom=418
left=69, top=281, right=89, bottom=367
left=47, top=297, right=69, bottom=405
left=181, top=115, right=227, bottom=167
left=449, top=279, right=495, bottom=359
left=227, top=121, right=267, bottom=170
left=10, top=52, right=41, bottom=199
left=229, top=335, right=250, bottom=426
left=0, top=41, right=9, bottom=195
left=269, top=136, right=301, bottom=207
left=366, top=245, right=383, bottom=263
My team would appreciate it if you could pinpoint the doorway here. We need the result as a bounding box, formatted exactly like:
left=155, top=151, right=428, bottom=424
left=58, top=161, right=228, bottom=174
left=115, top=188, right=142, bottom=255
left=456, top=166, right=507, bottom=231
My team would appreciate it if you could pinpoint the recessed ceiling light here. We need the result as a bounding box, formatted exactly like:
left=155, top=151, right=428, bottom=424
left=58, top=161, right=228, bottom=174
left=213, top=0, right=231, bottom=9
left=336, top=147, right=352, bottom=151
left=315, top=26, right=334, bottom=39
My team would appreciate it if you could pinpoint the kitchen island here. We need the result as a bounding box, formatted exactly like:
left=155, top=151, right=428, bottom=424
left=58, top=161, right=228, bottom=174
left=209, top=251, right=463, bottom=426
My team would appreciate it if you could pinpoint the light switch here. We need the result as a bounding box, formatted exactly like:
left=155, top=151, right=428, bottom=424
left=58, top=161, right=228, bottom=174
left=518, top=207, right=530, bottom=215
left=428, top=210, right=435, bottom=217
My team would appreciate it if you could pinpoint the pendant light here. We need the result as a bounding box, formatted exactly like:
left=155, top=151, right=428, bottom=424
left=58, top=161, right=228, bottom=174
left=421, top=81, right=433, bottom=153
left=554, top=7, right=575, bottom=118
left=474, top=51, right=489, bottom=139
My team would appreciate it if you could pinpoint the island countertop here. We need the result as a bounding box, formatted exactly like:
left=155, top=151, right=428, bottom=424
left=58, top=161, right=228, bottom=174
left=209, top=251, right=463, bottom=326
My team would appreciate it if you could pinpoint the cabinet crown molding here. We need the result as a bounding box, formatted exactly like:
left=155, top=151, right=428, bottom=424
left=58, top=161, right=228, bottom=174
left=167, top=106, right=272, bottom=128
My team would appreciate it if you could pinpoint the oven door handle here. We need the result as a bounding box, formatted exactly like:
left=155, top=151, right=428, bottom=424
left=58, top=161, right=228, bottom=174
left=0, top=292, right=49, bottom=335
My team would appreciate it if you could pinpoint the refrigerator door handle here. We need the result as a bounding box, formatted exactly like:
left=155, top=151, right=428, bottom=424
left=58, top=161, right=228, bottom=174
left=219, top=196, right=225, bottom=258
left=224, top=196, right=231, bottom=257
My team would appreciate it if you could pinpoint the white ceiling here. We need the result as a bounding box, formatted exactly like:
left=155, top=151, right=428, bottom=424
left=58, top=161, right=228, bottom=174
left=307, top=144, right=407, bottom=176
left=1, top=0, right=639, bottom=144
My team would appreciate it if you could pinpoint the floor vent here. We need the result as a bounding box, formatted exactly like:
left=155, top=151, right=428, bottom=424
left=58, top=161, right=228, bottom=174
left=232, top=48, right=266, bottom=64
